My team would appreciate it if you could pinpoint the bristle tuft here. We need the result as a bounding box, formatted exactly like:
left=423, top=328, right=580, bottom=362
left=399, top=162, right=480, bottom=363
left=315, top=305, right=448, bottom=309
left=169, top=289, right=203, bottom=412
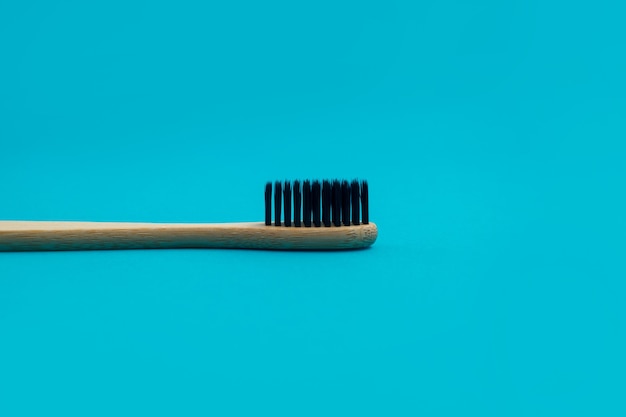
left=283, top=181, right=292, bottom=227
left=312, top=180, right=321, bottom=227
left=322, top=180, right=331, bottom=227
left=265, top=182, right=272, bottom=225
left=332, top=180, right=341, bottom=227
left=274, top=181, right=282, bottom=226
left=361, top=180, right=369, bottom=224
left=351, top=179, right=360, bottom=226
left=293, top=180, right=301, bottom=227
left=341, top=180, right=351, bottom=226
left=303, top=180, right=311, bottom=227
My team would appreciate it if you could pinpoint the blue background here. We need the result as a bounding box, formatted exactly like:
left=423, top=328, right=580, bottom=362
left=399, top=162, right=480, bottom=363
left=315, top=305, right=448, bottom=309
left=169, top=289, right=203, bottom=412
left=1, top=1, right=625, bottom=415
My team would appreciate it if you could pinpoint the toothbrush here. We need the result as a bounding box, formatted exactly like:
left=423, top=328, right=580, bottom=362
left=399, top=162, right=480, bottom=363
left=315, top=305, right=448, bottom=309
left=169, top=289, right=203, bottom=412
left=0, top=179, right=377, bottom=251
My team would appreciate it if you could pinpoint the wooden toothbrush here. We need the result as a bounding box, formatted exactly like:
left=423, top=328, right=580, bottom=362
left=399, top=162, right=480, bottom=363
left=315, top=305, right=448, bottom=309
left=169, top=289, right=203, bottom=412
left=0, top=179, right=377, bottom=251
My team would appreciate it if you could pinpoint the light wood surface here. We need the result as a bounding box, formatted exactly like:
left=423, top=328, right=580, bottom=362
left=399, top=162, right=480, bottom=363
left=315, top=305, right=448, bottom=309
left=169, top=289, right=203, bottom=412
left=0, top=221, right=378, bottom=251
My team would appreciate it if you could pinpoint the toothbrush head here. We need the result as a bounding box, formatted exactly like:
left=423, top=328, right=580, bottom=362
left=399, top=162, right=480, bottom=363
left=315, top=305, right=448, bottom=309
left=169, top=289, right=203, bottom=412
left=265, top=179, right=369, bottom=227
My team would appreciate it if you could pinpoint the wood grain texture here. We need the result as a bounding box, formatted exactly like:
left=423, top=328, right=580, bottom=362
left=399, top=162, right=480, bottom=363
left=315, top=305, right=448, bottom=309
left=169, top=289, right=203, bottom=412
left=0, top=221, right=378, bottom=251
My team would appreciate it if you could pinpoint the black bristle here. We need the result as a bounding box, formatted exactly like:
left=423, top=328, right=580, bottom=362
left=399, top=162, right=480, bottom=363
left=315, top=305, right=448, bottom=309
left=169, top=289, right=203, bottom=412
left=351, top=179, right=360, bottom=225
left=283, top=181, right=292, bottom=227
left=312, top=180, right=321, bottom=227
left=332, top=180, right=341, bottom=226
left=267, top=178, right=370, bottom=228
left=341, top=180, right=351, bottom=226
left=293, top=180, right=301, bottom=227
left=265, top=182, right=272, bottom=226
left=322, top=180, right=331, bottom=227
left=361, top=180, right=369, bottom=224
left=303, top=180, right=312, bottom=227
left=274, top=181, right=282, bottom=226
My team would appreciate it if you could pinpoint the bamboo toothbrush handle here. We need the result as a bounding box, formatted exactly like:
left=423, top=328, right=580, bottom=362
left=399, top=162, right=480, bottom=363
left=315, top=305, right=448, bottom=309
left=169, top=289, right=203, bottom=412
left=0, top=221, right=378, bottom=251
